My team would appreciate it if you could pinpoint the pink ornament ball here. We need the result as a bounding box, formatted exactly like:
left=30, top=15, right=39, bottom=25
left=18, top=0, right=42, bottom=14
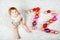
left=35, top=14, right=39, bottom=19
left=32, top=26, right=37, bottom=30
left=52, top=16, right=57, bottom=21
left=33, top=18, right=37, bottom=21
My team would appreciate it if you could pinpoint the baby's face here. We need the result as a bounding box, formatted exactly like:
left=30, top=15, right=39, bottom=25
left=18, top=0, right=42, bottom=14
left=11, top=10, right=18, bottom=17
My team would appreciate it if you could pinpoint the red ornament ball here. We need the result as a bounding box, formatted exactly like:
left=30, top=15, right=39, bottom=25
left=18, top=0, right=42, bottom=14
left=42, top=23, right=48, bottom=28
left=33, top=7, right=40, bottom=12
left=47, top=10, right=51, bottom=13
left=33, top=8, right=36, bottom=11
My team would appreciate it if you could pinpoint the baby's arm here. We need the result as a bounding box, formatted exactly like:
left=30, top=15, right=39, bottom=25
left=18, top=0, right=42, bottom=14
left=20, top=18, right=31, bottom=32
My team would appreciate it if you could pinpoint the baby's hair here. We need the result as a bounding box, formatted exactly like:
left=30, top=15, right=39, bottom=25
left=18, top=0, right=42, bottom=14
left=9, top=7, right=18, bottom=15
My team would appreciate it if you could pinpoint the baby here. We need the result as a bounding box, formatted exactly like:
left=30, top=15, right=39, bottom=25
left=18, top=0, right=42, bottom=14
left=9, top=7, right=31, bottom=40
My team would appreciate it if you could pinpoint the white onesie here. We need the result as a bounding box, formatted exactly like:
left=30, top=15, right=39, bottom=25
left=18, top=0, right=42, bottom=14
left=11, top=13, right=23, bottom=26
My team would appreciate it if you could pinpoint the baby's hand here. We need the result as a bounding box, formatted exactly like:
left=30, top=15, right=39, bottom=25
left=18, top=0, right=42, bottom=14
left=27, top=9, right=33, bottom=14
left=26, top=30, right=32, bottom=33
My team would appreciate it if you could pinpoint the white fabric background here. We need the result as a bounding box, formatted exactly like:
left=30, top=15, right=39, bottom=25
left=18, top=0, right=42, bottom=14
left=0, top=0, right=60, bottom=40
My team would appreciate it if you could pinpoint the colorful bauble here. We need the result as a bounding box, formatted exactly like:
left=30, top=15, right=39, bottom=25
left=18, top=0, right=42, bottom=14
left=35, top=7, right=40, bottom=12
left=42, top=23, right=48, bottom=28
left=41, top=10, right=58, bottom=34
left=48, top=19, right=54, bottom=23
left=35, top=14, right=39, bottom=19
left=35, top=11, right=40, bottom=14
left=32, top=21, right=37, bottom=26
left=32, top=7, right=40, bottom=30
left=45, top=28, right=50, bottom=33
left=33, top=18, right=37, bottom=21
left=40, top=28, right=45, bottom=31
left=33, top=8, right=36, bottom=11
left=50, top=30, right=57, bottom=34
left=52, top=16, right=57, bottom=21
left=47, top=10, right=51, bottom=13
left=33, top=7, right=40, bottom=12
left=32, top=26, right=37, bottom=30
